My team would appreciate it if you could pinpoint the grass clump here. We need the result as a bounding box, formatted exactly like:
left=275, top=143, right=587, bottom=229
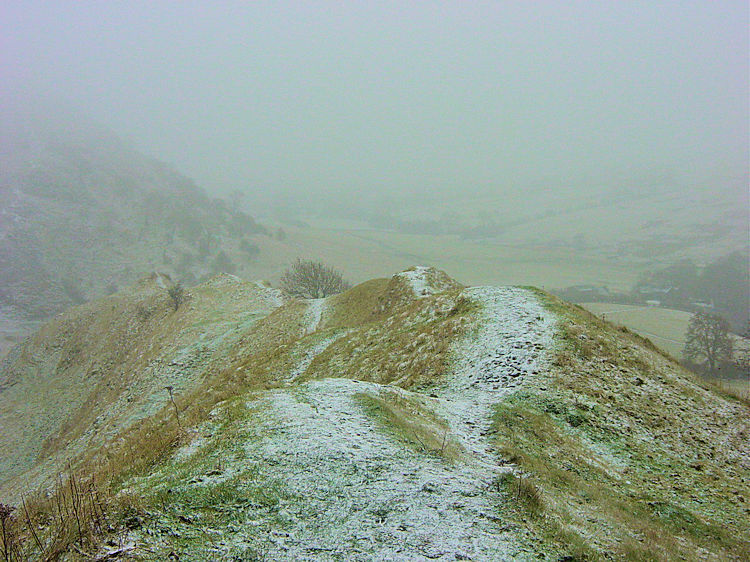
left=355, top=390, right=462, bottom=461
left=496, top=472, right=544, bottom=517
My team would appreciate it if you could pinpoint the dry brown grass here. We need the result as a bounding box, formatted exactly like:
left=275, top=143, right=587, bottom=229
left=301, top=289, right=476, bottom=390
left=0, top=289, right=313, bottom=557
left=1, top=275, right=471, bottom=557
left=321, top=278, right=390, bottom=330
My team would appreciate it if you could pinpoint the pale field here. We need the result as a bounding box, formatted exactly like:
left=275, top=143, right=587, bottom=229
left=405, top=185, right=749, bottom=263
left=719, top=378, right=750, bottom=399
left=581, top=303, right=692, bottom=358
left=263, top=226, right=648, bottom=292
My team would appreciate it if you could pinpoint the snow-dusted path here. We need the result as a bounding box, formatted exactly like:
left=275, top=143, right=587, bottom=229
left=432, top=286, right=556, bottom=468
left=238, top=286, right=555, bottom=560
left=396, top=266, right=435, bottom=297
left=286, top=298, right=350, bottom=382
left=286, top=333, right=344, bottom=381
left=304, top=298, right=326, bottom=334
left=245, top=380, right=523, bottom=560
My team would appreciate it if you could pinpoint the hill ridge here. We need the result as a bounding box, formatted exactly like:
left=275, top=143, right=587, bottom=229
left=0, top=267, right=747, bottom=560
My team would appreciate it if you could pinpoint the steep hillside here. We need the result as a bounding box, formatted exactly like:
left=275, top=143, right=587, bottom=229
left=0, top=267, right=747, bottom=560
left=0, top=100, right=267, bottom=324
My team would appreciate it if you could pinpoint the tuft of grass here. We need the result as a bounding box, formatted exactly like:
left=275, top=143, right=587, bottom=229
left=355, top=390, right=462, bottom=461
left=496, top=472, right=544, bottom=517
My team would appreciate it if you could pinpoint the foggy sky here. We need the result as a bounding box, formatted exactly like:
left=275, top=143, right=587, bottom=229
left=2, top=1, right=748, bottom=201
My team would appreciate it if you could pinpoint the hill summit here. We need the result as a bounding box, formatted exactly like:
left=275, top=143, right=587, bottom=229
left=0, top=267, right=747, bottom=560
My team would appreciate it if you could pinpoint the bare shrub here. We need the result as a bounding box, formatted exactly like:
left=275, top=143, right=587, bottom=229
left=167, top=283, right=186, bottom=311
left=280, top=259, right=351, bottom=299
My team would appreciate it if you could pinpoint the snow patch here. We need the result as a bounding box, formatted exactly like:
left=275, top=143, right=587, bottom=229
left=227, top=286, right=554, bottom=560
left=433, top=286, right=556, bottom=469
left=396, top=266, right=435, bottom=298
left=241, top=379, right=527, bottom=560
left=253, top=281, right=284, bottom=308
left=303, top=298, right=326, bottom=334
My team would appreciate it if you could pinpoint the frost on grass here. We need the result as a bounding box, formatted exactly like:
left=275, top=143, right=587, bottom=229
left=129, top=286, right=556, bottom=560
left=395, top=266, right=460, bottom=299
left=252, top=280, right=285, bottom=308
left=302, top=298, right=326, bottom=334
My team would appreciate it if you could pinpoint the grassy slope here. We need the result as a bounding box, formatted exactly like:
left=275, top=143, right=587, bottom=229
left=581, top=303, right=750, bottom=401
left=88, top=272, right=508, bottom=559
left=2, top=270, right=476, bottom=559
left=491, top=292, right=750, bottom=560
left=2, top=272, right=748, bottom=559
left=299, top=270, right=469, bottom=389
left=0, top=274, right=284, bottom=500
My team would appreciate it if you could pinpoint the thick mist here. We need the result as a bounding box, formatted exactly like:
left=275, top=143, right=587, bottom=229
left=2, top=6, right=750, bottom=558
left=1, top=2, right=748, bottom=341
left=2, top=2, right=747, bottom=206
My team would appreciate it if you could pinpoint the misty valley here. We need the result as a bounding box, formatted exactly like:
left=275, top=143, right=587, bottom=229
left=0, top=2, right=748, bottom=561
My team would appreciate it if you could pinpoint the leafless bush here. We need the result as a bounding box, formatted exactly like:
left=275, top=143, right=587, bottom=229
left=280, top=259, right=351, bottom=299
left=167, top=282, right=186, bottom=311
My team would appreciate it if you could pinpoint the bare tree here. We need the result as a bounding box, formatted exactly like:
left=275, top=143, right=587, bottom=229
left=683, top=312, right=733, bottom=373
left=280, top=258, right=351, bottom=298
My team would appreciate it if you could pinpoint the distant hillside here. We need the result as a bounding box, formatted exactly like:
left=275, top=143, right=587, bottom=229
left=356, top=182, right=750, bottom=264
left=0, top=100, right=267, bottom=323
left=0, top=267, right=747, bottom=560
